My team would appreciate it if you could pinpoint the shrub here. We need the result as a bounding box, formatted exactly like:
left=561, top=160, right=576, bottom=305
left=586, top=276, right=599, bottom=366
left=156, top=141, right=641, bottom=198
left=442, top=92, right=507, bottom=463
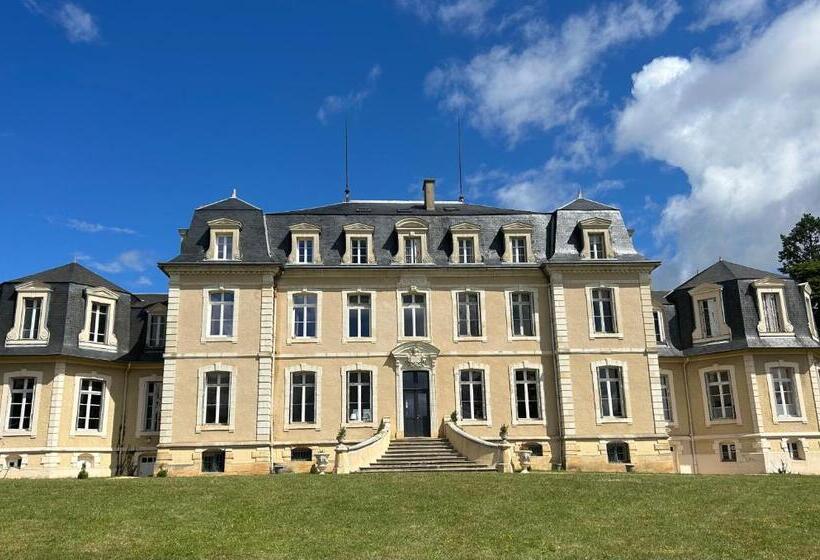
left=336, top=427, right=347, bottom=443
left=77, top=463, right=89, bottom=480
left=450, top=410, right=458, bottom=423
left=156, top=465, right=169, bottom=478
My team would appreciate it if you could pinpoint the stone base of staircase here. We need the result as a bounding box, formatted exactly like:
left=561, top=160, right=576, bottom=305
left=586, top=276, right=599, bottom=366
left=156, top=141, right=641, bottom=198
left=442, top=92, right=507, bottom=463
left=358, top=438, right=496, bottom=473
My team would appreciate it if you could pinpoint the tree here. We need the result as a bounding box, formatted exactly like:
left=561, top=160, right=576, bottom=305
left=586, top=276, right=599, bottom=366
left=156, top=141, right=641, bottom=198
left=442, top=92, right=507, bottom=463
left=779, top=213, right=820, bottom=321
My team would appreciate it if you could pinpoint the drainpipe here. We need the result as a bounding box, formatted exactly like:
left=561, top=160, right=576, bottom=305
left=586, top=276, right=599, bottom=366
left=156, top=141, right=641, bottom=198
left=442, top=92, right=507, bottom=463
left=115, top=361, right=132, bottom=475
left=542, top=266, right=566, bottom=470
left=681, top=356, right=698, bottom=474
left=269, top=268, right=282, bottom=472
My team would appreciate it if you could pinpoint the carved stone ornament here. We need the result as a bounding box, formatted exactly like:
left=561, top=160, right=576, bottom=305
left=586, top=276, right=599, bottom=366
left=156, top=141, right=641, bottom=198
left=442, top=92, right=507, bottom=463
left=390, top=341, right=440, bottom=370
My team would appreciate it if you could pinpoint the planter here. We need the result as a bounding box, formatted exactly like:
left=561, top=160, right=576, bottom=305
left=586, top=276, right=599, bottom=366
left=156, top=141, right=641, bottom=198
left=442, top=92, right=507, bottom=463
left=517, top=449, right=533, bottom=473
left=315, top=451, right=330, bottom=475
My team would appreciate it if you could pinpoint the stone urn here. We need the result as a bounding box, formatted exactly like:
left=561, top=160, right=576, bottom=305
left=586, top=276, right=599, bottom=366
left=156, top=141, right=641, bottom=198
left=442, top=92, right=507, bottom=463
left=517, top=449, right=533, bottom=473
left=315, top=450, right=330, bottom=475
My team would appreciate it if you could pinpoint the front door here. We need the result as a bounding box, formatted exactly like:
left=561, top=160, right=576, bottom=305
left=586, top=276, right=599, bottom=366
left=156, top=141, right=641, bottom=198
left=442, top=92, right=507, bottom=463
left=403, top=371, right=430, bottom=437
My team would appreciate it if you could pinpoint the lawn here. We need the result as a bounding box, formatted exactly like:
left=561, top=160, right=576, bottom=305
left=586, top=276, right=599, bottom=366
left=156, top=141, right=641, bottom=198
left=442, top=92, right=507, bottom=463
left=1, top=472, right=818, bottom=559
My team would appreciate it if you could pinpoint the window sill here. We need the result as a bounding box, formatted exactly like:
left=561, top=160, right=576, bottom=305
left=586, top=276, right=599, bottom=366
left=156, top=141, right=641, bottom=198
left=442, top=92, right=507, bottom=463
left=201, top=336, right=238, bottom=344
left=1, top=430, right=37, bottom=438
left=69, top=430, right=107, bottom=438
left=136, top=430, right=160, bottom=438
left=774, top=416, right=807, bottom=423
left=589, top=332, right=624, bottom=339
left=342, top=421, right=378, bottom=429
left=758, top=332, right=796, bottom=338
left=693, top=335, right=731, bottom=344
left=511, top=418, right=546, bottom=426
left=196, top=425, right=234, bottom=432
left=284, top=423, right=321, bottom=431
left=705, top=418, right=739, bottom=426
left=453, top=336, right=487, bottom=343
left=596, top=417, right=632, bottom=424
left=5, top=339, right=49, bottom=347
left=78, top=341, right=118, bottom=353
left=397, top=336, right=432, bottom=343
left=458, top=419, right=491, bottom=427
left=508, top=335, right=540, bottom=342
left=287, top=337, right=321, bottom=345
left=342, top=337, right=376, bottom=344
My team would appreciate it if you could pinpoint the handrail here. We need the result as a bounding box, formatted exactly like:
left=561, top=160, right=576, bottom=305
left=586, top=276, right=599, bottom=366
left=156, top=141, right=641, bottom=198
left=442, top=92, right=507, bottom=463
left=444, top=419, right=513, bottom=473
left=445, top=420, right=504, bottom=448
left=334, top=417, right=391, bottom=474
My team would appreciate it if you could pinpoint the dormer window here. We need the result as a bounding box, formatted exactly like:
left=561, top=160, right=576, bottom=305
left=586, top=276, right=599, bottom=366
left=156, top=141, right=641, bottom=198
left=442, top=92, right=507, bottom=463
left=577, top=217, right=613, bottom=260
left=206, top=218, right=242, bottom=261
left=800, top=283, right=817, bottom=340
left=79, top=287, right=119, bottom=352
left=501, top=223, right=534, bottom=264
left=147, top=314, right=166, bottom=348
left=288, top=223, right=321, bottom=264
left=752, top=278, right=794, bottom=336
left=5, top=281, right=51, bottom=347
left=689, top=283, right=731, bottom=343
left=450, top=222, right=481, bottom=264
left=342, top=223, right=375, bottom=265
left=653, top=309, right=665, bottom=344
left=394, top=218, right=431, bottom=265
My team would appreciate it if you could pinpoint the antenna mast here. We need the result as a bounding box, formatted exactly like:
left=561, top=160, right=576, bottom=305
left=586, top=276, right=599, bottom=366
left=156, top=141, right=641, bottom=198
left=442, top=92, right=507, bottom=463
left=457, top=117, right=465, bottom=203
left=344, top=118, right=351, bottom=203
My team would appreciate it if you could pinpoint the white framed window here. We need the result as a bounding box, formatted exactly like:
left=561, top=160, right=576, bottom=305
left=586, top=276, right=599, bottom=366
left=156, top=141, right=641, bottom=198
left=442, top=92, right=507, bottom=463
left=3, top=372, right=41, bottom=435
left=510, top=236, right=528, bottom=263
left=765, top=361, right=806, bottom=423
left=690, top=284, right=731, bottom=343
left=404, top=236, right=422, bottom=264
left=514, top=369, right=542, bottom=422
left=588, top=232, right=607, bottom=259
left=399, top=291, right=428, bottom=339
left=450, top=225, right=481, bottom=264
left=786, top=439, right=805, bottom=460
left=208, top=290, right=235, bottom=338
left=290, top=371, right=316, bottom=424
left=394, top=218, right=430, bottom=265
left=347, top=293, right=372, bottom=339
left=659, top=373, right=674, bottom=423
left=752, top=279, right=794, bottom=336
left=203, top=371, right=231, bottom=425
left=136, top=376, right=162, bottom=436
left=215, top=233, right=234, bottom=260
left=459, top=369, right=486, bottom=421
left=453, top=290, right=484, bottom=340
left=206, top=218, right=242, bottom=261
left=5, top=282, right=51, bottom=347
left=351, top=237, right=369, bottom=264
left=346, top=370, right=373, bottom=423
left=146, top=314, right=166, bottom=348
left=653, top=309, right=665, bottom=344
left=703, top=369, right=737, bottom=423
left=78, top=287, right=119, bottom=352
left=342, top=223, right=375, bottom=264
left=800, top=283, right=817, bottom=340
left=597, top=366, right=626, bottom=419
left=288, top=223, right=322, bottom=264
left=719, top=442, right=737, bottom=462
left=508, top=290, right=537, bottom=339
left=75, top=378, right=106, bottom=433
left=501, top=223, right=534, bottom=264
left=297, top=238, right=314, bottom=264
left=586, top=286, right=621, bottom=338
left=458, top=237, right=476, bottom=264
left=293, top=293, right=318, bottom=338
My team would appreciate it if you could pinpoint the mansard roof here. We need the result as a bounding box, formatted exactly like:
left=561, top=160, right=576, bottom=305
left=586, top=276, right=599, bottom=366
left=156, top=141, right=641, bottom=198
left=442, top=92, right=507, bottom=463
left=277, top=200, right=537, bottom=216
left=9, top=262, right=129, bottom=294
left=675, top=260, right=788, bottom=290
left=558, top=197, right=618, bottom=211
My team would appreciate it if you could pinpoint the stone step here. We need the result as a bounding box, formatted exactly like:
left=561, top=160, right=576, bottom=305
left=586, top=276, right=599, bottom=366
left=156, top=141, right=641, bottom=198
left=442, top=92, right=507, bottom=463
left=382, top=450, right=462, bottom=457
left=360, top=438, right=492, bottom=474
left=375, top=458, right=473, bottom=465
left=359, top=464, right=496, bottom=472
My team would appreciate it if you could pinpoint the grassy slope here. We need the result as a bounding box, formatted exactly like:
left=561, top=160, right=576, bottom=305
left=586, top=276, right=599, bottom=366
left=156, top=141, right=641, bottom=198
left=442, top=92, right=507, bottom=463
left=1, top=472, right=818, bottom=559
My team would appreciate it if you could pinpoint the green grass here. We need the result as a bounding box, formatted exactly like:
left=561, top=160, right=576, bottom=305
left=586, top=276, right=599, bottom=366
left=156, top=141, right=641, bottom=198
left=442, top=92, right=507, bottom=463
left=1, top=472, right=818, bottom=559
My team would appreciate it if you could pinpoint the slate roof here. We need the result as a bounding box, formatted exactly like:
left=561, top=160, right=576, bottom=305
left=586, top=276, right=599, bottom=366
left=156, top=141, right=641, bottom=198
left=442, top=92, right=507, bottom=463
left=0, top=263, right=166, bottom=362
left=676, top=260, right=787, bottom=290
left=557, top=197, right=618, bottom=211
left=279, top=200, right=537, bottom=216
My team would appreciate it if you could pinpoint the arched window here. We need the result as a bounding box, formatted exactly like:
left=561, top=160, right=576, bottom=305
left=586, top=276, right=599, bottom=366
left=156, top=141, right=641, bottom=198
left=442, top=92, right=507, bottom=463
left=606, top=441, right=630, bottom=464
left=202, top=449, right=225, bottom=473
left=5, top=455, right=23, bottom=469
left=77, top=453, right=95, bottom=468
left=523, top=442, right=543, bottom=457
left=291, top=447, right=313, bottom=462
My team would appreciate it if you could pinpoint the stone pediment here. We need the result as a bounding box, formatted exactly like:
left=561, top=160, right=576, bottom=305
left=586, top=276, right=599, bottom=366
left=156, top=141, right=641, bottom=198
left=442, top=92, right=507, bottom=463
left=15, top=281, right=52, bottom=293
left=207, top=218, right=243, bottom=230
left=501, top=221, right=534, bottom=232
left=391, top=341, right=440, bottom=369
left=343, top=222, right=375, bottom=233
left=450, top=222, right=480, bottom=232
left=577, top=217, right=612, bottom=229
left=395, top=217, right=429, bottom=231
left=289, top=222, right=321, bottom=233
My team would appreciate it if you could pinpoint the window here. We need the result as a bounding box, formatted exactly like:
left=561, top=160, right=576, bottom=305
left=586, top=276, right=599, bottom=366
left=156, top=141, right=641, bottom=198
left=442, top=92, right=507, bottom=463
left=699, top=297, right=718, bottom=338
left=5, top=455, right=22, bottom=469
left=456, top=291, right=481, bottom=337
left=607, top=442, right=630, bottom=464
left=291, top=447, right=313, bottom=461
left=787, top=440, right=804, bottom=461
left=75, top=378, right=104, bottom=431
left=351, top=237, right=368, bottom=264
left=401, top=293, right=427, bottom=338
left=720, top=443, right=737, bottom=462
left=146, top=314, right=166, bottom=348
left=802, top=283, right=817, bottom=339
left=405, top=236, right=421, bottom=264
left=770, top=366, right=800, bottom=418
left=347, top=371, right=372, bottom=423
left=598, top=367, right=625, bottom=419
left=591, top=288, right=617, bottom=334
left=6, top=377, right=36, bottom=431
left=514, top=369, right=541, bottom=421
left=459, top=369, right=486, bottom=421
left=215, top=233, right=233, bottom=260
left=524, top=442, right=543, bottom=457
left=660, top=373, right=674, bottom=423
left=293, top=293, right=318, bottom=338
left=290, top=371, right=316, bottom=424
left=762, top=292, right=784, bottom=332
left=203, top=371, right=230, bottom=425
left=588, top=233, right=607, bottom=259
left=143, top=380, right=162, bottom=432
left=202, top=449, right=225, bottom=473
left=510, top=236, right=527, bottom=263
left=653, top=310, right=665, bottom=344
left=88, top=302, right=110, bottom=343
left=347, top=294, right=371, bottom=338
left=208, top=291, right=234, bottom=337
left=705, top=371, right=735, bottom=421
left=21, top=298, right=43, bottom=340
left=510, top=291, right=535, bottom=337
left=457, top=237, right=475, bottom=264
left=297, top=238, right=314, bottom=264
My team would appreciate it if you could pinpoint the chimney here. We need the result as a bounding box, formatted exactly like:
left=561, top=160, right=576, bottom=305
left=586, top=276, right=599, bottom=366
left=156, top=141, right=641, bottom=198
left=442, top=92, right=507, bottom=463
left=423, top=178, right=436, bottom=211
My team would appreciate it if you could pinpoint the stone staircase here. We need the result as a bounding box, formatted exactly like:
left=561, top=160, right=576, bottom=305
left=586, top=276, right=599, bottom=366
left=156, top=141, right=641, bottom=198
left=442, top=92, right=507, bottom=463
left=358, top=438, right=496, bottom=473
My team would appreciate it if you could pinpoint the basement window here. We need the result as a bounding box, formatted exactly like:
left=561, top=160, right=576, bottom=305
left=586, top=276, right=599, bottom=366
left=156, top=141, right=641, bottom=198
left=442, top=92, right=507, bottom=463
left=291, top=447, right=313, bottom=461
left=202, top=449, right=225, bottom=473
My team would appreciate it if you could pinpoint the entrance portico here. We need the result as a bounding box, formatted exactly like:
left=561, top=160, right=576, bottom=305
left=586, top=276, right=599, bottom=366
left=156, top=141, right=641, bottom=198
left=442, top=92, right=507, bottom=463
left=390, top=341, right=439, bottom=438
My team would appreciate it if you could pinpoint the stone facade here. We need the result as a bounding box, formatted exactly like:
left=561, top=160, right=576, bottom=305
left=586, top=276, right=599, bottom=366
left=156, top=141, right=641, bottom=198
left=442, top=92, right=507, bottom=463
left=1, top=185, right=818, bottom=477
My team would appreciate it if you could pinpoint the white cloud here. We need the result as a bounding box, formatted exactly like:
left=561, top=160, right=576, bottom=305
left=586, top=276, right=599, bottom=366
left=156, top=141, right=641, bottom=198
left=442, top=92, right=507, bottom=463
left=690, top=0, right=768, bottom=31
left=425, top=0, right=679, bottom=144
left=615, top=0, right=820, bottom=287
left=134, top=275, right=153, bottom=287
left=316, top=65, right=382, bottom=124
left=24, top=1, right=100, bottom=44
left=397, top=0, right=497, bottom=36
left=76, top=250, right=153, bottom=274
left=64, top=218, right=137, bottom=235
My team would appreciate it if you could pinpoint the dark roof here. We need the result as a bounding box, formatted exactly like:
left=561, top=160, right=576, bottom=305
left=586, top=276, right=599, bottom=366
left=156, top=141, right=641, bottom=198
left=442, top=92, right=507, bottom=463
left=274, top=201, right=537, bottom=216
left=558, top=197, right=618, bottom=211
left=676, top=260, right=786, bottom=290
left=9, top=263, right=129, bottom=294
left=651, top=290, right=670, bottom=307
left=197, top=196, right=261, bottom=211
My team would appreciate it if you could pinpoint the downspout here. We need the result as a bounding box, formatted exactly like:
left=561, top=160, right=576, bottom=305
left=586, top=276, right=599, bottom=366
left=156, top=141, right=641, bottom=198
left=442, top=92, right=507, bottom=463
left=542, top=266, right=566, bottom=470
left=115, top=361, right=132, bottom=475
left=681, top=356, right=698, bottom=474
left=269, top=268, right=282, bottom=471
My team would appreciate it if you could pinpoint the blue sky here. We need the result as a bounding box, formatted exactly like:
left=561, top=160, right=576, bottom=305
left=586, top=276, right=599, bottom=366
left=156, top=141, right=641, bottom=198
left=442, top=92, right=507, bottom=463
left=2, top=0, right=818, bottom=292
